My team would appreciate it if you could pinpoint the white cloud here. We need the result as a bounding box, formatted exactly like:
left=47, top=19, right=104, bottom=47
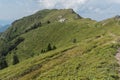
left=107, top=0, right=120, bottom=3
left=37, top=0, right=87, bottom=11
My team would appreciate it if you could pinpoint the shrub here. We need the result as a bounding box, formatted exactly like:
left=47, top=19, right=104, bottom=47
left=53, top=45, right=57, bottom=50
left=73, top=39, right=77, bottom=43
left=41, top=49, right=46, bottom=53
left=41, top=44, right=57, bottom=53
left=47, top=21, right=51, bottom=24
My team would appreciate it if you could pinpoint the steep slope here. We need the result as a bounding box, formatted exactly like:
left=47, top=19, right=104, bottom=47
left=0, top=9, right=120, bottom=80
left=0, top=31, right=120, bottom=80
left=6, top=19, right=98, bottom=64
left=0, top=9, right=82, bottom=60
left=8, top=20, right=99, bottom=63
left=0, top=9, right=86, bottom=65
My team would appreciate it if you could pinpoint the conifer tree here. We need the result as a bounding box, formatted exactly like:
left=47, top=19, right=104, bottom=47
left=13, top=54, right=19, bottom=65
left=47, top=43, right=52, bottom=51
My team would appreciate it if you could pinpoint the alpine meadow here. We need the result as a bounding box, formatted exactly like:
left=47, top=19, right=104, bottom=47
left=0, top=8, right=120, bottom=80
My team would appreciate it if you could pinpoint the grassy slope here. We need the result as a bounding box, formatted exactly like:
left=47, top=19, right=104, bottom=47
left=0, top=9, right=120, bottom=79
left=0, top=35, right=120, bottom=80
left=5, top=9, right=94, bottom=65
left=6, top=19, right=98, bottom=65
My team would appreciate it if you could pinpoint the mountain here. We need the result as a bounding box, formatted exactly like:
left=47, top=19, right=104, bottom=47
left=0, top=24, right=10, bottom=32
left=0, top=9, right=120, bottom=80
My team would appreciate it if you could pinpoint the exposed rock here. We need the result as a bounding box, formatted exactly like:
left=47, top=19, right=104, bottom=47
left=114, top=15, right=120, bottom=21
left=59, top=18, right=66, bottom=23
left=115, top=15, right=120, bottom=19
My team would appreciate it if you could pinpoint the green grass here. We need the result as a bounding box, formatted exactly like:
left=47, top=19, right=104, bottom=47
left=6, top=19, right=97, bottom=65
left=0, top=36, right=120, bottom=80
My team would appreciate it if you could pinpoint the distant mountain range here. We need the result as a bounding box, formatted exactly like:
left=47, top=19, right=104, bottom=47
left=0, top=24, right=10, bottom=32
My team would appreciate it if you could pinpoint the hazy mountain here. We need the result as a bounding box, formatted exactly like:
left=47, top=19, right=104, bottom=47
left=0, top=24, right=10, bottom=32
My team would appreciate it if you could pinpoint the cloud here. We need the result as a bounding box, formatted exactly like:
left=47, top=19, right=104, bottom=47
left=78, top=0, right=120, bottom=21
left=108, top=0, right=120, bottom=3
left=37, top=0, right=88, bottom=11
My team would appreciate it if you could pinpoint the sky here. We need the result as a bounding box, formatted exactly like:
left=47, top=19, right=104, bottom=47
left=0, top=0, right=120, bottom=25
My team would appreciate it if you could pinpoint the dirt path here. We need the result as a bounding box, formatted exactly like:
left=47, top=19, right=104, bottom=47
left=115, top=48, right=120, bottom=64
left=115, top=48, right=120, bottom=73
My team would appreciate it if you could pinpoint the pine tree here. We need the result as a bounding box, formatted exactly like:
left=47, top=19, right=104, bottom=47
left=47, top=43, right=52, bottom=51
left=13, top=54, right=19, bottom=65
left=2, top=59, right=8, bottom=68
left=41, top=49, right=44, bottom=53
left=41, top=49, right=43, bottom=53
left=0, top=57, right=8, bottom=70
left=73, top=38, right=77, bottom=43
left=53, top=45, right=57, bottom=50
left=43, top=50, right=46, bottom=53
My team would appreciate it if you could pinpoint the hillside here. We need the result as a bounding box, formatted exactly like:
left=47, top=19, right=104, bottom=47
left=0, top=9, right=120, bottom=80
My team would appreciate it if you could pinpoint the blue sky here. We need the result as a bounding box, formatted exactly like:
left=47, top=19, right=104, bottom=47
left=0, top=0, right=120, bottom=25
